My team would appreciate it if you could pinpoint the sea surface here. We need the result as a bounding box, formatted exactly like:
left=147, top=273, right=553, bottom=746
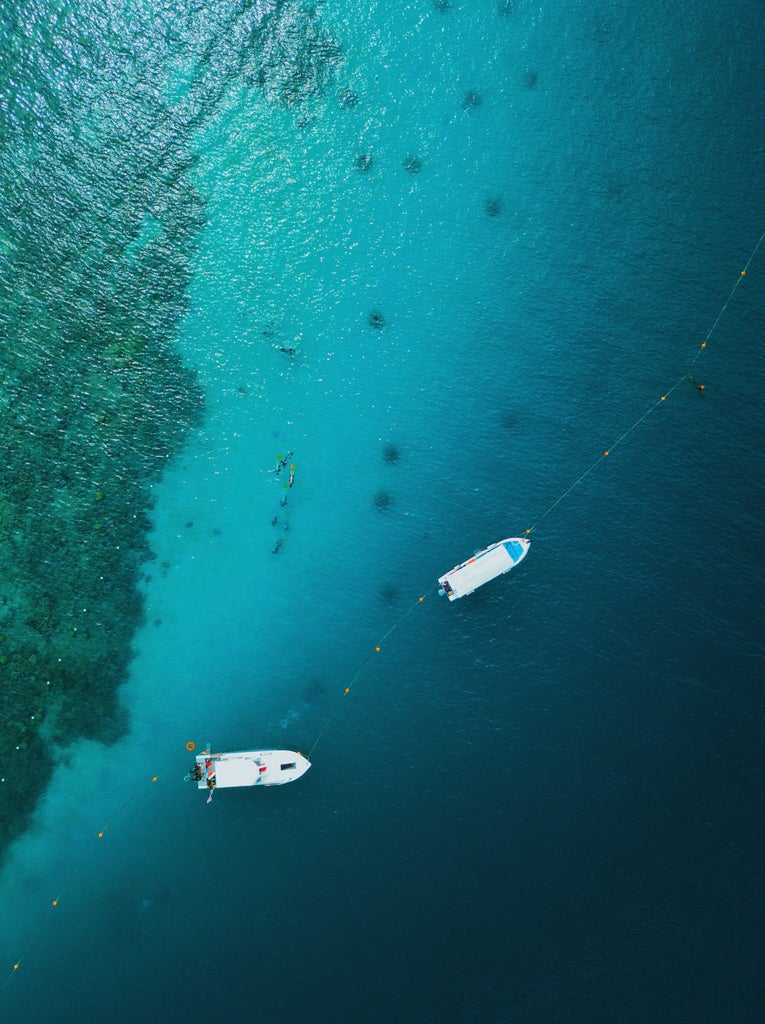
left=1, top=1, right=764, bottom=1021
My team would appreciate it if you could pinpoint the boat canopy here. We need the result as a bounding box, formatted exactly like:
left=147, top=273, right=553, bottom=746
left=214, top=757, right=265, bottom=789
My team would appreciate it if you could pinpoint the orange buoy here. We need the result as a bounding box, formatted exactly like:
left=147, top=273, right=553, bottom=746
left=186, top=741, right=195, bottom=751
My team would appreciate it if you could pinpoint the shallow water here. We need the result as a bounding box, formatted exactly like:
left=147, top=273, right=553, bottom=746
left=1, top=1, right=764, bottom=1021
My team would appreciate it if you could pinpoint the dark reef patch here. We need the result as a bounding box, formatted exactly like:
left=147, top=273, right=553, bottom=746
left=301, top=681, right=326, bottom=702
left=337, top=86, right=358, bottom=109
left=462, top=90, right=482, bottom=110
left=378, top=584, right=399, bottom=604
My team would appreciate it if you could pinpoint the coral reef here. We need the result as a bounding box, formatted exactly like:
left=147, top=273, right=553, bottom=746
left=253, top=1, right=343, bottom=109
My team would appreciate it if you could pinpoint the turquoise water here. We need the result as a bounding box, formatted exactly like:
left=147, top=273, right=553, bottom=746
left=1, top=1, right=764, bottom=1020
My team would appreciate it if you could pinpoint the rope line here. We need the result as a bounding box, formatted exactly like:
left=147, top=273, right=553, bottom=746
left=307, top=593, right=430, bottom=758
left=524, top=230, right=765, bottom=536
left=3, top=766, right=177, bottom=988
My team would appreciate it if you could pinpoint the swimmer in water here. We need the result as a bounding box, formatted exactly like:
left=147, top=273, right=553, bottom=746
left=288, top=464, right=296, bottom=488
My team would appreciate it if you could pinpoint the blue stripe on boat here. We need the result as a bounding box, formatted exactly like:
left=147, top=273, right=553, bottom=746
left=503, top=540, right=525, bottom=563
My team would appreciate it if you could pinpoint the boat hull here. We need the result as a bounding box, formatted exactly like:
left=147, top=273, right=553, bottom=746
left=438, top=536, right=530, bottom=600
left=194, top=749, right=311, bottom=790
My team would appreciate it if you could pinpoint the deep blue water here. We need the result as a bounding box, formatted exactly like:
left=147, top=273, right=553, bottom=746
left=1, top=1, right=764, bottom=1021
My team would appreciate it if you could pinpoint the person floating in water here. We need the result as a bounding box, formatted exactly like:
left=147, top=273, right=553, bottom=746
left=288, top=464, right=296, bottom=488
left=687, top=374, right=706, bottom=394
left=272, top=537, right=284, bottom=554
left=270, top=450, right=294, bottom=476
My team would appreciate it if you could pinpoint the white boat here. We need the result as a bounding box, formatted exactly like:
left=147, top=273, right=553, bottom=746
left=188, top=748, right=311, bottom=799
left=438, top=536, right=531, bottom=601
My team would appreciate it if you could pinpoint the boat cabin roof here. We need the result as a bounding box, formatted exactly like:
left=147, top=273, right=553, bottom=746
left=213, top=758, right=262, bottom=788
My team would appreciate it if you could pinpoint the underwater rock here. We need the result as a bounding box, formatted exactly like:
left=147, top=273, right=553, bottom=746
left=368, top=309, right=385, bottom=329
left=302, top=681, right=326, bottom=701
left=356, top=153, right=373, bottom=173
left=382, top=443, right=400, bottom=464
left=462, top=90, right=482, bottom=110
left=374, top=490, right=393, bottom=511
left=337, top=87, right=358, bottom=109
left=403, top=155, right=422, bottom=174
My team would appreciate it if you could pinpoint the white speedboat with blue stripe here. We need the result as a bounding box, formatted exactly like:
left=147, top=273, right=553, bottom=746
left=438, top=537, right=530, bottom=600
